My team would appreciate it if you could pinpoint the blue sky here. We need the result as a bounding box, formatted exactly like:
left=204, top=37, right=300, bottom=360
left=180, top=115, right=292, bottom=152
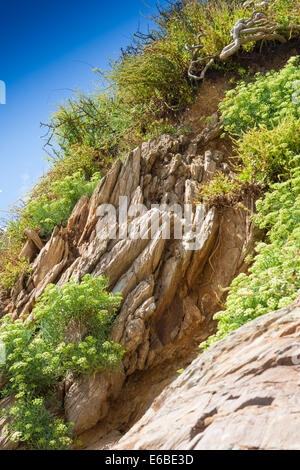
left=0, top=0, right=161, bottom=221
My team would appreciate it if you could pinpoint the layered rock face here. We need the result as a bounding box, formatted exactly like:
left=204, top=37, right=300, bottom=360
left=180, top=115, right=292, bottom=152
left=115, top=299, right=300, bottom=451
left=2, top=116, right=257, bottom=444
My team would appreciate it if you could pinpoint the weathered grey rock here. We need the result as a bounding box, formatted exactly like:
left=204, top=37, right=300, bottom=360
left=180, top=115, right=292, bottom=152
left=86, top=430, right=123, bottom=450
left=204, top=151, right=217, bottom=180
left=212, top=150, right=224, bottom=163
left=32, top=227, right=65, bottom=288
left=110, top=147, right=141, bottom=207
left=111, top=278, right=155, bottom=344
left=67, top=195, right=89, bottom=234
left=79, top=159, right=122, bottom=243
left=115, top=300, right=300, bottom=450
left=190, top=159, right=203, bottom=181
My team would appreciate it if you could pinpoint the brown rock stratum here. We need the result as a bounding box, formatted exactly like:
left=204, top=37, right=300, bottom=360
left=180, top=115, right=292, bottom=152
left=114, top=299, right=300, bottom=451
left=0, top=116, right=259, bottom=448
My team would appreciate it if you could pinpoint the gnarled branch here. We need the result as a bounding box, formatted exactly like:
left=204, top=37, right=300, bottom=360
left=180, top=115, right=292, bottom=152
left=186, top=0, right=291, bottom=81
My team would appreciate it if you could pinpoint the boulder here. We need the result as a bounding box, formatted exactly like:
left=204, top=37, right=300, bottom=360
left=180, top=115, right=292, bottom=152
left=115, top=299, right=300, bottom=450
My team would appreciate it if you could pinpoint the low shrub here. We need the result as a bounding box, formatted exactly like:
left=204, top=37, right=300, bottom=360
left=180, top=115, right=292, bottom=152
left=22, top=171, right=101, bottom=237
left=0, top=275, right=123, bottom=449
left=0, top=171, right=100, bottom=291
left=236, top=116, right=300, bottom=184
left=2, top=397, right=73, bottom=450
left=35, top=275, right=123, bottom=373
left=31, top=144, right=107, bottom=200
left=201, top=52, right=300, bottom=348
left=202, top=167, right=300, bottom=348
left=197, top=171, right=244, bottom=206
left=0, top=254, right=31, bottom=291
left=220, top=56, right=300, bottom=136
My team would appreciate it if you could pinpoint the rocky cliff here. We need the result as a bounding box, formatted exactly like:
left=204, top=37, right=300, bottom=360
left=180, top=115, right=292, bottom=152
left=0, top=0, right=299, bottom=450
left=114, top=298, right=300, bottom=451
left=0, top=113, right=258, bottom=448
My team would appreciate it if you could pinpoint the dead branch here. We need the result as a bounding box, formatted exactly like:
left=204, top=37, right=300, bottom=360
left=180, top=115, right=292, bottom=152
left=186, top=33, right=217, bottom=81
left=186, top=0, right=292, bottom=81
left=220, top=5, right=286, bottom=61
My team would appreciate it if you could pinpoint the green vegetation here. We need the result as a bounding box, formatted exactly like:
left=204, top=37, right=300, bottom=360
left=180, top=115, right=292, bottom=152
left=1, top=1, right=299, bottom=291
left=235, top=116, right=300, bottom=184
left=198, top=170, right=245, bottom=207
left=202, top=167, right=300, bottom=348
left=23, top=171, right=100, bottom=238
left=0, top=172, right=100, bottom=290
left=199, top=57, right=300, bottom=207
left=3, top=398, right=73, bottom=450
left=46, top=0, right=299, bottom=160
left=0, top=0, right=299, bottom=449
left=220, top=56, right=300, bottom=135
left=201, top=56, right=300, bottom=349
left=0, top=275, right=123, bottom=449
left=0, top=255, right=31, bottom=292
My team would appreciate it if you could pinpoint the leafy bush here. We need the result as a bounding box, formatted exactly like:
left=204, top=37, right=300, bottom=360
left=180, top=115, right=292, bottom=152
left=0, top=254, right=31, bottom=291
left=2, top=397, right=73, bottom=450
left=0, top=275, right=123, bottom=449
left=201, top=50, right=300, bottom=348
left=202, top=167, right=300, bottom=349
left=31, top=144, right=106, bottom=201
left=7, top=171, right=100, bottom=241
left=220, top=56, right=300, bottom=135
left=200, top=56, right=300, bottom=206
left=0, top=171, right=100, bottom=291
left=35, top=275, right=123, bottom=373
left=271, top=0, right=300, bottom=29
left=0, top=217, right=32, bottom=291
left=236, top=116, right=300, bottom=184
left=22, top=171, right=101, bottom=237
left=198, top=114, right=300, bottom=208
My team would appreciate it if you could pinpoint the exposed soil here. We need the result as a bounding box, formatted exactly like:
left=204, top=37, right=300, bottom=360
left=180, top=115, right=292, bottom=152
left=182, top=38, right=300, bottom=135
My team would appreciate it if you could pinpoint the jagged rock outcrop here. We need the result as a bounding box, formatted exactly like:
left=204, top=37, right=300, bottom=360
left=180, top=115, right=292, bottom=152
left=114, top=299, right=300, bottom=451
left=2, top=116, right=258, bottom=442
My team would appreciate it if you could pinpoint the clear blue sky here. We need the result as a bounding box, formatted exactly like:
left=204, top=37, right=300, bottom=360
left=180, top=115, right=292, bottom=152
left=0, top=0, right=162, bottom=221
